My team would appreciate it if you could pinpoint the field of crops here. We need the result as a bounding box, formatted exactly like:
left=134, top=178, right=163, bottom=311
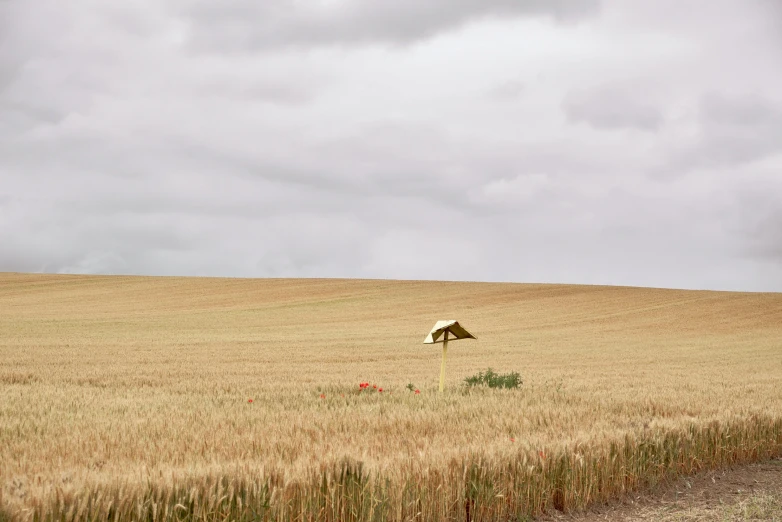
left=1, top=273, right=781, bottom=521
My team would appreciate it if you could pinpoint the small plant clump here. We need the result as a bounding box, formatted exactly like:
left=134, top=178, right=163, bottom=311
left=464, top=368, right=522, bottom=389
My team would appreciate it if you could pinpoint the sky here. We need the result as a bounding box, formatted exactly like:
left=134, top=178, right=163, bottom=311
left=1, top=0, right=781, bottom=291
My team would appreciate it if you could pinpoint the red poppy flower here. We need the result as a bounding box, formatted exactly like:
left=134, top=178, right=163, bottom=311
left=510, top=438, right=515, bottom=442
left=414, top=389, right=420, bottom=395
left=247, top=399, right=253, bottom=403
left=320, top=394, right=325, bottom=399
left=372, top=384, right=377, bottom=389
left=378, top=388, right=383, bottom=392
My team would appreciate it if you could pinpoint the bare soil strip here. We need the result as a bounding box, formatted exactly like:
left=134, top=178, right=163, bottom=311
left=541, top=458, right=782, bottom=521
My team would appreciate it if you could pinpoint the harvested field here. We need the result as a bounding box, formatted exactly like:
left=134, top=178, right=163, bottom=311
left=1, top=273, right=781, bottom=521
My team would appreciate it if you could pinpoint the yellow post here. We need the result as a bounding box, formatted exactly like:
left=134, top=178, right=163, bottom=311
left=439, top=330, right=449, bottom=393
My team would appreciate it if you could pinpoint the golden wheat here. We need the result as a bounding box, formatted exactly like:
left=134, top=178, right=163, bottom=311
left=1, top=273, right=781, bottom=521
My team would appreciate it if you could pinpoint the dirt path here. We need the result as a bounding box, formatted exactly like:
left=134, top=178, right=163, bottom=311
left=541, top=458, right=782, bottom=521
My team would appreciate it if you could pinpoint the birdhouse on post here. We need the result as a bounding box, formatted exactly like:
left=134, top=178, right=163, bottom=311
left=423, top=320, right=477, bottom=393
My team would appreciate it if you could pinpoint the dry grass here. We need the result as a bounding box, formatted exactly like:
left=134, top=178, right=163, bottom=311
left=0, top=273, right=781, bottom=521
left=646, top=492, right=782, bottom=522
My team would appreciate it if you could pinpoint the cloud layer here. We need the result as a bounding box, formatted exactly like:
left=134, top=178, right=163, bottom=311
left=1, top=0, right=781, bottom=290
left=178, top=0, right=600, bottom=51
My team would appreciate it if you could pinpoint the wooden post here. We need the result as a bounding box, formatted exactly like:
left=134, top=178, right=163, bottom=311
left=439, top=330, right=449, bottom=393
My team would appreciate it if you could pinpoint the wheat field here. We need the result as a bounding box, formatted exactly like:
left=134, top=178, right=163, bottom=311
left=1, top=273, right=781, bottom=521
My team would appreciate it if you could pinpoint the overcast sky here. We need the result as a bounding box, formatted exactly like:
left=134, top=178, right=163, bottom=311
left=1, top=1, right=781, bottom=291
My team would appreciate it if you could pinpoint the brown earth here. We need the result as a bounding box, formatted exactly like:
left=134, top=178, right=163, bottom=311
left=542, top=458, right=782, bottom=521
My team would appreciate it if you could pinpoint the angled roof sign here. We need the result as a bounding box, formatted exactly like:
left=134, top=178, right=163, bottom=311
left=423, top=320, right=477, bottom=344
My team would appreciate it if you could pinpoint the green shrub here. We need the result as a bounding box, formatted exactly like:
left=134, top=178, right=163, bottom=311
left=463, top=368, right=522, bottom=389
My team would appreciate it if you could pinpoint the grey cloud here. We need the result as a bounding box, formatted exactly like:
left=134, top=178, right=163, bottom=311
left=192, top=60, right=327, bottom=105
left=0, top=102, right=65, bottom=136
left=290, top=121, right=614, bottom=218
left=486, top=80, right=525, bottom=102
left=757, top=1, right=782, bottom=48
left=0, top=249, right=60, bottom=275
left=0, top=3, right=21, bottom=92
left=0, top=203, right=199, bottom=276
left=662, top=93, right=782, bottom=174
left=218, top=83, right=313, bottom=105
left=0, top=1, right=12, bottom=41
left=2, top=0, right=782, bottom=291
left=752, top=212, right=782, bottom=261
left=735, top=184, right=782, bottom=263
left=179, top=0, right=601, bottom=52
left=700, top=92, right=782, bottom=129
left=168, top=119, right=486, bottom=210
left=563, top=83, right=664, bottom=131
left=0, top=1, right=323, bottom=143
